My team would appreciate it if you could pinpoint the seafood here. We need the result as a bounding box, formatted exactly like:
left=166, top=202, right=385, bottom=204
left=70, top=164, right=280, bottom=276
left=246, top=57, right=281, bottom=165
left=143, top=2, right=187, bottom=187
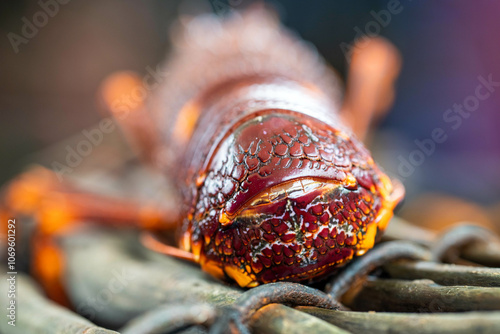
left=2, top=8, right=403, bottom=291
left=147, top=9, right=403, bottom=287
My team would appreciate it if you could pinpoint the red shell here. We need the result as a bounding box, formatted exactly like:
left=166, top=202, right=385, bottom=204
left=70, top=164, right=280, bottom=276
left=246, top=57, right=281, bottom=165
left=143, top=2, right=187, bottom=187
left=148, top=9, right=403, bottom=286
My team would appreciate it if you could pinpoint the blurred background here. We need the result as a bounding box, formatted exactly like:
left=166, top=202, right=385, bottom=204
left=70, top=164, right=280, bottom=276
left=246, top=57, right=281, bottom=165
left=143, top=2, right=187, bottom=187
left=1, top=0, right=499, bottom=229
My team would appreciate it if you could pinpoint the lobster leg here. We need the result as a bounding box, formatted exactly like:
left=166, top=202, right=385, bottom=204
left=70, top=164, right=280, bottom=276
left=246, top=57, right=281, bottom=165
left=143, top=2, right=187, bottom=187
left=1, top=165, right=179, bottom=235
left=99, top=71, right=162, bottom=164
left=0, top=165, right=182, bottom=304
left=340, top=37, right=402, bottom=141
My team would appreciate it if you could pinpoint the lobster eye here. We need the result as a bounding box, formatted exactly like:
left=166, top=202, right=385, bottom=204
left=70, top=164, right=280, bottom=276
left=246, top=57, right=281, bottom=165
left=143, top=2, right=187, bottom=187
left=233, top=178, right=342, bottom=220
left=250, top=198, right=270, bottom=206
left=249, top=179, right=322, bottom=207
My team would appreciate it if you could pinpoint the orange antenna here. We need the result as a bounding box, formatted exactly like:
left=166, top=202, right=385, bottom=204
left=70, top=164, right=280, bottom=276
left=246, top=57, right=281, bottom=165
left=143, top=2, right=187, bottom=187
left=341, top=37, right=402, bottom=141
left=99, top=71, right=160, bottom=163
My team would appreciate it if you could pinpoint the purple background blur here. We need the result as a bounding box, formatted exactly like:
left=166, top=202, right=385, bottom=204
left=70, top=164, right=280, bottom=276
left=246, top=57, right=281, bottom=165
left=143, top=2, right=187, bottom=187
left=1, top=0, right=499, bottom=204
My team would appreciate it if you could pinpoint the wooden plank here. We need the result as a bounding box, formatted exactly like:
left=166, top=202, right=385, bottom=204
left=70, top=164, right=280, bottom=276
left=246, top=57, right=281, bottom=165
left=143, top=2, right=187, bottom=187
left=299, top=307, right=500, bottom=334
left=0, top=274, right=118, bottom=334
left=384, top=261, right=500, bottom=287
left=345, top=277, right=500, bottom=312
left=250, top=304, right=351, bottom=334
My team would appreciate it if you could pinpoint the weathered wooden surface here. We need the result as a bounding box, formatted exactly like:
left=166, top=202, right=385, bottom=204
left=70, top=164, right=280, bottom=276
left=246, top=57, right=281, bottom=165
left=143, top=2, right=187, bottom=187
left=250, top=304, right=351, bottom=334
left=120, top=303, right=215, bottom=334
left=462, top=241, right=500, bottom=267
left=61, top=231, right=240, bottom=327
left=382, top=217, right=434, bottom=246
left=56, top=228, right=500, bottom=332
left=0, top=274, right=118, bottom=334
left=233, top=282, right=340, bottom=325
left=344, top=277, right=500, bottom=312
left=383, top=219, right=500, bottom=268
left=384, top=261, right=500, bottom=287
left=61, top=230, right=342, bottom=332
left=299, top=307, right=500, bottom=334
left=326, top=241, right=431, bottom=300
left=431, top=224, right=494, bottom=263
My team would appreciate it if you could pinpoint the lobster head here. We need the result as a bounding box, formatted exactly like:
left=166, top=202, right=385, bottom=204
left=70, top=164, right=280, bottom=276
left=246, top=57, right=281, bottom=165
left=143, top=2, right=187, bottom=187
left=184, top=111, right=404, bottom=287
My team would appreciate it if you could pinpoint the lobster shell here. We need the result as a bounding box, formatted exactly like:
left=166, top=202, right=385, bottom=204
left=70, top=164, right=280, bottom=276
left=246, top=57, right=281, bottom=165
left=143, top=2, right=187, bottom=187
left=147, top=8, right=403, bottom=287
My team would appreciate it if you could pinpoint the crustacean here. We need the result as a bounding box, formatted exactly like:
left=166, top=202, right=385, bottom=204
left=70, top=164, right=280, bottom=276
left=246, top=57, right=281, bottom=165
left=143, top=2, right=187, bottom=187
left=1, top=7, right=403, bottom=302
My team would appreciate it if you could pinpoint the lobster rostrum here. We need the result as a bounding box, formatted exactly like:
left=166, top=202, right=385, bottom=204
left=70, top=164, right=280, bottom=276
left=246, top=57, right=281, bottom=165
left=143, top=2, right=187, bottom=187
left=1, top=7, right=403, bottom=294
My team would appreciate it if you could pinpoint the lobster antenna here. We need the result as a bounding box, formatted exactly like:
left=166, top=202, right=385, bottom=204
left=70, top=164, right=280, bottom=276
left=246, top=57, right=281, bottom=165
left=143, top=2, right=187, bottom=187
left=340, top=37, right=402, bottom=141
left=99, top=71, right=161, bottom=164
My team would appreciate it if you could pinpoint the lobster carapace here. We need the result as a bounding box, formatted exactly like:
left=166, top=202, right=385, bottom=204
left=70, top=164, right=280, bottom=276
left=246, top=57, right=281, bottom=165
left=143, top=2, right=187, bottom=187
left=146, top=9, right=404, bottom=287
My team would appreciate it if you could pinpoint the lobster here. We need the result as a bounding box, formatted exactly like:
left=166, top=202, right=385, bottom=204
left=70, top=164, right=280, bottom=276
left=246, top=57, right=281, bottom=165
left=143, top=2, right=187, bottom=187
left=1, top=7, right=403, bottom=303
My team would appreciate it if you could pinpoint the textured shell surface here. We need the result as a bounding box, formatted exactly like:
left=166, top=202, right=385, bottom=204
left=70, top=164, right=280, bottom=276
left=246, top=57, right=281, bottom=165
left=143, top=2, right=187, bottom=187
left=148, top=8, right=402, bottom=287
